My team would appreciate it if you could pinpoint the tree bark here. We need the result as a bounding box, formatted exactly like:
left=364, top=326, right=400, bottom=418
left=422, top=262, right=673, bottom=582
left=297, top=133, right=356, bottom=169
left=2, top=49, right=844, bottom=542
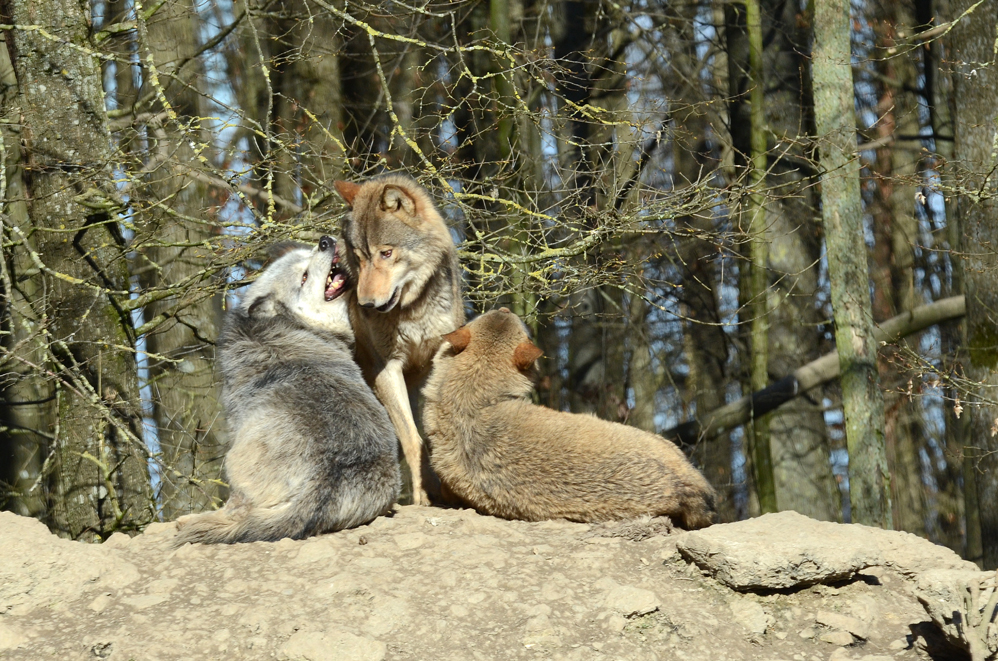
left=0, top=0, right=152, bottom=538
left=949, top=0, right=998, bottom=568
left=867, top=0, right=927, bottom=537
left=745, top=0, right=776, bottom=514
left=812, top=0, right=892, bottom=528
left=0, top=27, right=51, bottom=521
left=137, top=0, right=226, bottom=519
left=726, top=0, right=838, bottom=520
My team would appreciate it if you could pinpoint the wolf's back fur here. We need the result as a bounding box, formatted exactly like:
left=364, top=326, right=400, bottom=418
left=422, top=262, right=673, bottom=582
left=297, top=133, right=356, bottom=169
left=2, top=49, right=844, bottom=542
left=174, top=245, right=400, bottom=546
left=422, top=309, right=716, bottom=529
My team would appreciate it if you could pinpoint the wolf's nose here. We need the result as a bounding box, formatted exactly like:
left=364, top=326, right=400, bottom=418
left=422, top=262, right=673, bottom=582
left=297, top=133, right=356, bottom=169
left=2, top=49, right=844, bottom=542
left=319, top=235, right=334, bottom=252
left=359, top=301, right=375, bottom=309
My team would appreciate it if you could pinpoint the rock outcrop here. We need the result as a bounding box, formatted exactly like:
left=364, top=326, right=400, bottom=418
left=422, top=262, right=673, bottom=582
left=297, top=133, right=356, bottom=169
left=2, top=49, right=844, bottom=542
left=0, top=507, right=993, bottom=660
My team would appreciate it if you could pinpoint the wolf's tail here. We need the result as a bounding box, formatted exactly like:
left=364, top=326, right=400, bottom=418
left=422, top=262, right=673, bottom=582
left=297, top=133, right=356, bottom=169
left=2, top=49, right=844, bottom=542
left=676, top=485, right=717, bottom=530
left=172, top=493, right=326, bottom=548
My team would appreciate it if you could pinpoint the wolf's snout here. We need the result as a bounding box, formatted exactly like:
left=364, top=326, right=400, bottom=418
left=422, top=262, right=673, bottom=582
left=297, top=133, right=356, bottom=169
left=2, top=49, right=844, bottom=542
left=358, top=301, right=375, bottom=309
left=319, top=235, right=334, bottom=252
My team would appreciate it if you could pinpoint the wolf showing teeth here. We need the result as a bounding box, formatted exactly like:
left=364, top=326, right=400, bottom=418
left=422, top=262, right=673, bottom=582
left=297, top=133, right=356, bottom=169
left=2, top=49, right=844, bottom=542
left=173, top=236, right=400, bottom=546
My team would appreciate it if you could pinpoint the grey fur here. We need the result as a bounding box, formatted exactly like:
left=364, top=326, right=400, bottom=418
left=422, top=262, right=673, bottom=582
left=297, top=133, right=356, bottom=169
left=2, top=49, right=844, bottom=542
left=173, top=240, right=400, bottom=546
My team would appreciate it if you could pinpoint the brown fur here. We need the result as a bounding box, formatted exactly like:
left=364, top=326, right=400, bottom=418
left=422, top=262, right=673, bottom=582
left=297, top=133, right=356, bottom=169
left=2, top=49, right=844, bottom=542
left=334, top=175, right=465, bottom=505
left=422, top=309, right=717, bottom=528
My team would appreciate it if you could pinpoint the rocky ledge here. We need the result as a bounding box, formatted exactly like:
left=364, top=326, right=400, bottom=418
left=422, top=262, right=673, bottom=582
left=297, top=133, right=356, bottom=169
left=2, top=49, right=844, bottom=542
left=0, top=508, right=993, bottom=660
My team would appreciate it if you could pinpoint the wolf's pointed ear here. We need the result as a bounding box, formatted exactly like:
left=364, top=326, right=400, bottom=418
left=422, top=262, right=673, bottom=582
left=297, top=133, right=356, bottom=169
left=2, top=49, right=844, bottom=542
left=334, top=180, right=361, bottom=208
left=267, top=241, right=310, bottom=261
left=443, top=327, right=471, bottom=354
left=513, top=341, right=543, bottom=371
left=381, top=185, right=417, bottom=216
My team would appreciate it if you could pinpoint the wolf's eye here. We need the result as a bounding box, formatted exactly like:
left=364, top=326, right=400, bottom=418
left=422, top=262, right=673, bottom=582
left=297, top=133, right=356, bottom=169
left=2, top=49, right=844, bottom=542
left=380, top=249, right=393, bottom=260
left=301, top=272, right=308, bottom=285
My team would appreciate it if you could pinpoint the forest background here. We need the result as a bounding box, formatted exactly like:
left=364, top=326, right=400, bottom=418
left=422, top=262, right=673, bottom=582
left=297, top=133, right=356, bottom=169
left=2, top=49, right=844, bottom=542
left=3, top=0, right=998, bottom=569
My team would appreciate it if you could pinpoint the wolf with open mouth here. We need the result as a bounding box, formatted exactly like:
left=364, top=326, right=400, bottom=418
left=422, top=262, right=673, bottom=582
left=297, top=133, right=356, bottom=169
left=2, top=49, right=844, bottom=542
left=174, top=236, right=401, bottom=545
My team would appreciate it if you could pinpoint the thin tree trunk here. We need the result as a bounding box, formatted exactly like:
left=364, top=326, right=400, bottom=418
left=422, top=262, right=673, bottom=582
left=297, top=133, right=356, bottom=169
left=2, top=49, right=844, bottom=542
left=812, top=0, right=892, bottom=528
left=627, top=293, right=657, bottom=433
left=867, top=2, right=927, bottom=536
left=138, top=0, right=226, bottom=519
left=726, top=0, right=838, bottom=520
left=925, top=0, right=981, bottom=563
left=745, top=0, right=776, bottom=514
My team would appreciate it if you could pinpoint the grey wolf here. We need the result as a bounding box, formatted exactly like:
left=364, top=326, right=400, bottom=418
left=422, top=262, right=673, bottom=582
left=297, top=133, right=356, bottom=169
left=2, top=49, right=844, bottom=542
left=422, top=308, right=716, bottom=528
left=334, top=175, right=464, bottom=506
left=173, top=237, right=400, bottom=545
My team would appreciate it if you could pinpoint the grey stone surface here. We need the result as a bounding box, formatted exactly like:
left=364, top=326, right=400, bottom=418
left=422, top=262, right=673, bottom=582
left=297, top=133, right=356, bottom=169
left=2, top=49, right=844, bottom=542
left=0, top=507, right=973, bottom=660
left=676, top=510, right=976, bottom=591
left=602, top=584, right=661, bottom=617
left=728, top=598, right=771, bottom=635
left=915, top=568, right=998, bottom=659
left=278, top=630, right=386, bottom=661
left=816, top=610, right=870, bottom=640
left=819, top=629, right=856, bottom=646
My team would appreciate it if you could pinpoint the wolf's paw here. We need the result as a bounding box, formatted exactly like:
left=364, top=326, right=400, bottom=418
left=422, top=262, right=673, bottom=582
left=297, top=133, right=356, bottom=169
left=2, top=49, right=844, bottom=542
left=412, top=488, right=431, bottom=507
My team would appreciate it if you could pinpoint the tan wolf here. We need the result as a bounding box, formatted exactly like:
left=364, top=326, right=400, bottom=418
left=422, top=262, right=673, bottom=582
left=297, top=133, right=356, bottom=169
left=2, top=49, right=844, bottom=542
left=334, top=175, right=465, bottom=505
left=422, top=309, right=717, bottom=528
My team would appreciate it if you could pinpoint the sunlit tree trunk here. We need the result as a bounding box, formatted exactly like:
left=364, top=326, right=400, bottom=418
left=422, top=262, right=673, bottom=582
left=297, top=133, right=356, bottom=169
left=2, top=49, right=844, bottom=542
left=866, top=0, right=927, bottom=537
left=745, top=0, right=776, bottom=514
left=925, top=0, right=981, bottom=563
left=813, top=0, right=892, bottom=528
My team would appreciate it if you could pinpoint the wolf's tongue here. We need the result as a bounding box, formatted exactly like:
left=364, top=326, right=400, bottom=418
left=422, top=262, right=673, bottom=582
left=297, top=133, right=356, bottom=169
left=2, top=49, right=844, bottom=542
left=325, top=272, right=346, bottom=300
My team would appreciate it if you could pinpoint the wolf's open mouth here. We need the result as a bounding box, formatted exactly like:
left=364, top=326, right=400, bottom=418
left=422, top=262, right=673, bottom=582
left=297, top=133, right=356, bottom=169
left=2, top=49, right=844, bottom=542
left=376, top=287, right=400, bottom=313
left=324, top=251, right=349, bottom=301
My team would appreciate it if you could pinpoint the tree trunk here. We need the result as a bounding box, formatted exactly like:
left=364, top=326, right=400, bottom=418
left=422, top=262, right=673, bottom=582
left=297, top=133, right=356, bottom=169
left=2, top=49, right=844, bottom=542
left=812, top=0, right=892, bottom=528
left=867, top=0, right=927, bottom=537
left=134, top=0, right=227, bottom=519
left=726, top=0, right=839, bottom=520
left=0, top=28, right=51, bottom=521
left=745, top=0, right=776, bottom=514
left=925, top=0, right=982, bottom=563
left=0, top=0, right=152, bottom=538
left=950, top=0, right=998, bottom=568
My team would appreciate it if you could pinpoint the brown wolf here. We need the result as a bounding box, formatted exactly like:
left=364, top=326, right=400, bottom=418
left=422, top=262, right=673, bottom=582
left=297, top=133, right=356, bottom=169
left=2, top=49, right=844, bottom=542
left=422, top=309, right=716, bottom=528
left=334, top=175, right=464, bottom=505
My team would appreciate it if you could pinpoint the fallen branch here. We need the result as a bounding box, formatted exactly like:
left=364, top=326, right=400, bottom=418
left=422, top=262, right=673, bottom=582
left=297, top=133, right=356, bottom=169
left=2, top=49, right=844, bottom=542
left=664, top=295, right=966, bottom=447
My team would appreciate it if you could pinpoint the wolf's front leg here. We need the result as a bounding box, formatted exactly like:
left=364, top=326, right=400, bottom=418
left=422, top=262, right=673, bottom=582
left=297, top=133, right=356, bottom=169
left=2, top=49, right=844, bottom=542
left=374, top=359, right=429, bottom=506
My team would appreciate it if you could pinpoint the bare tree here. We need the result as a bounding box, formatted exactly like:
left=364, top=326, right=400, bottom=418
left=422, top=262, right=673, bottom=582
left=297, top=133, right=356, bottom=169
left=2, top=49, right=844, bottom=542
left=0, top=0, right=152, bottom=538
left=813, top=0, right=891, bottom=527
left=950, top=0, right=998, bottom=567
